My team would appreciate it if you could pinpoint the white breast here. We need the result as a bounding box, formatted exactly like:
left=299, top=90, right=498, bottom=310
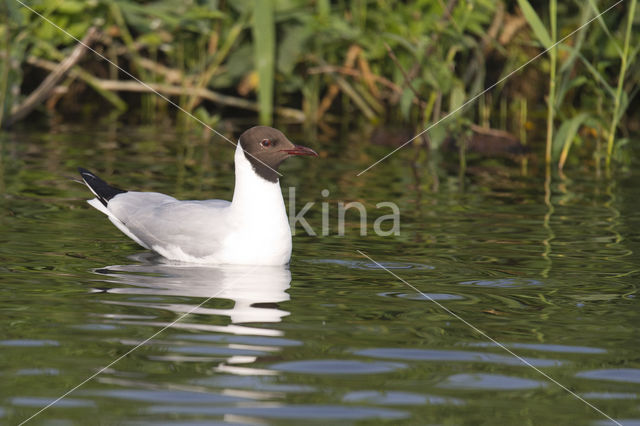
left=218, top=145, right=292, bottom=265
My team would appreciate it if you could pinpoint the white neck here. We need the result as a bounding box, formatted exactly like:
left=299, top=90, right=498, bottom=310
left=221, top=144, right=292, bottom=265
left=231, top=144, right=286, bottom=220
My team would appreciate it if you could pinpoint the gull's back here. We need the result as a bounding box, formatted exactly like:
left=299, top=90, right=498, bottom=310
left=108, top=192, right=233, bottom=261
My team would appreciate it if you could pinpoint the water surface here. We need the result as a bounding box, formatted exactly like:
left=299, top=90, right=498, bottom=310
left=1, top=125, right=639, bottom=425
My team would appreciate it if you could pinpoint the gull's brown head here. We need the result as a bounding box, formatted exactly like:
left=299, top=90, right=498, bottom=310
left=238, top=126, right=317, bottom=183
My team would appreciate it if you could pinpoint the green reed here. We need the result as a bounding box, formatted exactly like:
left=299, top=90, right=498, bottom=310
left=606, top=0, right=637, bottom=170
left=546, top=0, right=557, bottom=166
left=252, top=0, right=275, bottom=126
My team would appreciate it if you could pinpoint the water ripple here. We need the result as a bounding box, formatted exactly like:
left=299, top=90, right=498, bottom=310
left=576, top=369, right=640, bottom=384
left=378, top=291, right=464, bottom=301
left=581, top=392, right=638, bottom=400
left=192, top=375, right=315, bottom=393
left=466, top=342, right=606, bottom=354
left=307, top=259, right=434, bottom=270
left=271, top=359, right=407, bottom=374
left=0, top=339, right=59, bottom=347
left=147, top=404, right=409, bottom=420
left=593, top=420, right=640, bottom=426
left=171, top=345, right=269, bottom=357
left=171, top=333, right=301, bottom=347
left=438, top=373, right=547, bottom=390
left=16, top=368, right=59, bottom=376
left=85, top=389, right=249, bottom=404
left=342, top=390, right=464, bottom=406
left=11, top=397, right=95, bottom=408
left=355, top=348, right=563, bottom=367
left=458, top=278, right=543, bottom=288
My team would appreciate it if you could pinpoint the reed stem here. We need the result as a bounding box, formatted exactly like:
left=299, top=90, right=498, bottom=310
left=253, top=0, right=275, bottom=125
left=605, top=0, right=637, bottom=169
left=545, top=0, right=557, bottom=165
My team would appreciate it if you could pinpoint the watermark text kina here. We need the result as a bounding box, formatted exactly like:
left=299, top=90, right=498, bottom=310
left=288, top=188, right=400, bottom=237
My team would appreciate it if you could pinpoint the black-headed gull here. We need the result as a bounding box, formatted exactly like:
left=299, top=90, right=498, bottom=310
left=79, top=126, right=317, bottom=265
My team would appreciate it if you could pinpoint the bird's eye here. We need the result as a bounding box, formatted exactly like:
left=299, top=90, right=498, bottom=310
left=261, top=139, right=273, bottom=147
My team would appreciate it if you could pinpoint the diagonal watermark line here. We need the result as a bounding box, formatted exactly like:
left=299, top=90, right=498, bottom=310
left=18, top=265, right=259, bottom=425
left=356, top=250, right=622, bottom=426
left=356, top=0, right=625, bottom=176
left=14, top=0, right=282, bottom=177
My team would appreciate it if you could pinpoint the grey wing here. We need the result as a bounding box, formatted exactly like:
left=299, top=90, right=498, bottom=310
left=107, top=192, right=232, bottom=257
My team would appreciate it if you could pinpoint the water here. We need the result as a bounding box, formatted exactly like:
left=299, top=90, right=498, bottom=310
left=1, top=124, right=639, bottom=425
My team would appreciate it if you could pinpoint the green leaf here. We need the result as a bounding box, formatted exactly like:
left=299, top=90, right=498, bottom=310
left=555, top=75, right=587, bottom=108
left=553, top=112, right=588, bottom=162
left=560, top=45, right=615, bottom=99
left=449, top=82, right=465, bottom=112
left=517, top=0, right=552, bottom=48
left=428, top=124, right=447, bottom=151
left=559, top=2, right=592, bottom=73
left=277, top=24, right=310, bottom=75
left=399, top=88, right=414, bottom=121
left=0, top=24, right=26, bottom=126
left=57, top=0, right=85, bottom=14
left=587, top=0, right=624, bottom=57
left=137, top=32, right=164, bottom=48
left=66, top=21, right=90, bottom=40
left=615, top=92, right=629, bottom=122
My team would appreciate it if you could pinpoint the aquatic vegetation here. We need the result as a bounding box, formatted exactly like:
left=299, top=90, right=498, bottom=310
left=605, top=0, right=637, bottom=170
left=0, top=0, right=638, bottom=170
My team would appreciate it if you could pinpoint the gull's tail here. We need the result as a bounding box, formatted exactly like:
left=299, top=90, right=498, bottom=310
left=77, top=167, right=149, bottom=249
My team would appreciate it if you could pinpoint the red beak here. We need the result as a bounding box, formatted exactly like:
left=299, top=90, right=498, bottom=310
left=281, top=144, right=318, bottom=156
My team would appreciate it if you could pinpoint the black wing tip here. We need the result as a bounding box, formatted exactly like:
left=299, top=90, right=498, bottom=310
left=78, top=167, right=97, bottom=181
left=78, top=167, right=127, bottom=206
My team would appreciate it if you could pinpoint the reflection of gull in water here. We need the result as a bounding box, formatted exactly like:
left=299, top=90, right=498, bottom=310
left=92, top=253, right=291, bottom=330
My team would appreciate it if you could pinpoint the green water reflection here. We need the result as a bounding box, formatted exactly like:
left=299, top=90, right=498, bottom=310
left=0, top=125, right=638, bottom=425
